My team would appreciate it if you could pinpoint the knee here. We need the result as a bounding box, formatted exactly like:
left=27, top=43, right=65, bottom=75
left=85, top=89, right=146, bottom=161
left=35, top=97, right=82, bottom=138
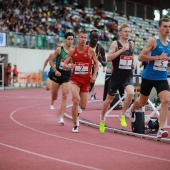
left=62, top=92, right=68, bottom=100
left=126, top=92, right=134, bottom=100
left=161, top=97, right=169, bottom=105
left=72, top=97, right=79, bottom=106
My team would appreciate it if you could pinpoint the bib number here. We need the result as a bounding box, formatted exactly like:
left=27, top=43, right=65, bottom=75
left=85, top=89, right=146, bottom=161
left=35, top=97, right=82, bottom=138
left=153, top=57, right=168, bottom=71
left=119, top=56, right=132, bottom=69
left=75, top=62, right=89, bottom=75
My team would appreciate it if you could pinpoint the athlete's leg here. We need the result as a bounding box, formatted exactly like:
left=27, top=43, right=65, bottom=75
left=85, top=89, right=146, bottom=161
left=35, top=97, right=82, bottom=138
left=71, top=83, right=80, bottom=125
left=51, top=81, right=60, bottom=106
left=79, top=92, right=88, bottom=110
left=122, top=85, right=134, bottom=115
left=101, top=94, right=114, bottom=121
left=131, top=94, right=149, bottom=112
left=158, top=90, right=170, bottom=130
left=46, top=78, right=52, bottom=91
left=60, top=82, right=70, bottom=118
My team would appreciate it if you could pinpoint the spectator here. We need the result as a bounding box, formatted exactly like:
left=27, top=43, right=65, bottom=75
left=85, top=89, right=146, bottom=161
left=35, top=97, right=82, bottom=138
left=5, top=63, right=12, bottom=86
left=12, top=64, right=18, bottom=84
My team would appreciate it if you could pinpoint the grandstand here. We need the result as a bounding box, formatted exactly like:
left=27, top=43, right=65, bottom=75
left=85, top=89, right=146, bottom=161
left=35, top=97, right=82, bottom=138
left=0, top=0, right=170, bottom=88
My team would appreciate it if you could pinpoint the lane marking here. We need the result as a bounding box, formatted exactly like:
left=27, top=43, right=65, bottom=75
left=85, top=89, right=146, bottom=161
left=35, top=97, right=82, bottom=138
left=9, top=105, right=170, bottom=163
left=0, top=142, right=101, bottom=170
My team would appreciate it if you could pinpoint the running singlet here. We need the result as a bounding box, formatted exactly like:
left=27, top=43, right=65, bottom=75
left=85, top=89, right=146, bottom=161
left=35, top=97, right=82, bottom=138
left=111, top=41, right=133, bottom=79
left=55, top=46, right=71, bottom=75
left=142, top=36, right=170, bottom=80
left=71, top=46, right=92, bottom=83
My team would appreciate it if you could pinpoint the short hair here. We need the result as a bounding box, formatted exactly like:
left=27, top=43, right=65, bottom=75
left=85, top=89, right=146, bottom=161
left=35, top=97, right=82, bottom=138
left=159, top=18, right=170, bottom=27
left=90, top=29, right=100, bottom=36
left=79, top=30, right=87, bottom=34
left=119, top=23, right=131, bottom=32
left=64, top=32, right=74, bottom=39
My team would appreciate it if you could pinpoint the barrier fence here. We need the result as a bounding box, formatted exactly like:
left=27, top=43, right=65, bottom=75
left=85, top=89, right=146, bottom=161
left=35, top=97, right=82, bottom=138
left=7, top=72, right=43, bottom=87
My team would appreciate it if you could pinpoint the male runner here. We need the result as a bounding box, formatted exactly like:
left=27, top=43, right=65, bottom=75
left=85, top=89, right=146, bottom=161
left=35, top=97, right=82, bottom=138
left=88, top=30, right=106, bottom=100
left=63, top=30, right=99, bottom=132
left=100, top=23, right=135, bottom=133
left=49, top=32, right=74, bottom=125
left=129, top=18, right=170, bottom=138
left=42, top=53, right=56, bottom=110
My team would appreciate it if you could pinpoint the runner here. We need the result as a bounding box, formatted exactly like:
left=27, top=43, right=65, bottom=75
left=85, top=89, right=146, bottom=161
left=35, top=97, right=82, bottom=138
left=129, top=18, right=170, bottom=138
left=63, top=30, right=99, bottom=132
left=87, top=30, right=106, bottom=100
left=42, top=53, right=56, bottom=110
left=99, top=23, right=135, bottom=133
left=49, top=32, right=74, bottom=125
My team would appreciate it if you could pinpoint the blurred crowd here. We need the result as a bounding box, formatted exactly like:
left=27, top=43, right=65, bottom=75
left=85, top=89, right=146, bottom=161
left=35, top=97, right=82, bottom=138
left=0, top=0, right=118, bottom=41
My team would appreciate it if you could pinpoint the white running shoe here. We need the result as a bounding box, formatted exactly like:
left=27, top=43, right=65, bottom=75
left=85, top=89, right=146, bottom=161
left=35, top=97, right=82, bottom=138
left=78, top=106, right=82, bottom=114
left=72, top=126, right=78, bottom=133
left=50, top=105, right=55, bottom=110
left=58, top=117, right=64, bottom=125
left=157, top=129, right=168, bottom=138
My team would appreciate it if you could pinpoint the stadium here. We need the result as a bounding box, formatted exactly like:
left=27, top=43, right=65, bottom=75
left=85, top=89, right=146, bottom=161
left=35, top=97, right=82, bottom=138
left=0, top=0, right=170, bottom=170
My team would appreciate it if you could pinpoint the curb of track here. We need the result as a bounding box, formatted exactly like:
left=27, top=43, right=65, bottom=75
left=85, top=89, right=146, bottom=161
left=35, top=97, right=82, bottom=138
left=65, top=100, right=170, bottom=144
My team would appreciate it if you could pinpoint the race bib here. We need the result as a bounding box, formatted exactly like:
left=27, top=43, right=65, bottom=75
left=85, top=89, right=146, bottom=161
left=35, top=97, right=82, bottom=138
left=74, top=62, right=89, bottom=75
left=119, top=55, right=132, bottom=69
left=153, top=57, right=168, bottom=71
left=59, top=59, right=71, bottom=70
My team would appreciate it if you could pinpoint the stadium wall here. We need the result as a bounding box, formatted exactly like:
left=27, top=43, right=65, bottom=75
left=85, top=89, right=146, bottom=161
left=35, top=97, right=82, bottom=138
left=0, top=47, right=143, bottom=86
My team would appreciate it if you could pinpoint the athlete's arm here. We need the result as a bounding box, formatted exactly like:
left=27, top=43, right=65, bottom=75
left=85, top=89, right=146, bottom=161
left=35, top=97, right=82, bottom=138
left=42, top=54, right=51, bottom=74
left=63, top=48, right=75, bottom=70
left=107, top=41, right=128, bottom=61
left=131, top=41, right=135, bottom=69
left=139, top=38, right=167, bottom=61
left=49, top=47, right=61, bottom=76
left=91, top=49, right=99, bottom=83
left=98, top=46, right=106, bottom=67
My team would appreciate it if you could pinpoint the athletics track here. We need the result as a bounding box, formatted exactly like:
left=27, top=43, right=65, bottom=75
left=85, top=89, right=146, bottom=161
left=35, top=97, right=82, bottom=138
left=0, top=86, right=170, bottom=170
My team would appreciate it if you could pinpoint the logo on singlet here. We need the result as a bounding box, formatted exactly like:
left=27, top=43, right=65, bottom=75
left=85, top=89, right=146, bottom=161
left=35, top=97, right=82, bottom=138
left=84, top=54, right=87, bottom=57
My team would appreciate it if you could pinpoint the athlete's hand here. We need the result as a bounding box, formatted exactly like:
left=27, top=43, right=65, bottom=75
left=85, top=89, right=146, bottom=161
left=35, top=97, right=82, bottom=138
left=159, top=51, right=167, bottom=60
left=55, top=70, right=61, bottom=77
left=90, top=75, right=96, bottom=83
left=122, top=44, right=129, bottom=52
left=69, top=63, right=76, bottom=69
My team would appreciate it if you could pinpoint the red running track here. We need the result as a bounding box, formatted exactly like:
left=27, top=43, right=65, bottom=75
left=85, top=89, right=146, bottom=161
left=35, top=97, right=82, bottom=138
left=0, top=86, right=170, bottom=170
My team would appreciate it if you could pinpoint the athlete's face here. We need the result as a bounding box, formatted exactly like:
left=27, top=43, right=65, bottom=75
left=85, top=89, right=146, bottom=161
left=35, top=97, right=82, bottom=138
left=90, top=32, right=99, bottom=45
left=65, top=36, right=74, bottom=47
left=158, top=21, right=170, bottom=36
left=119, top=27, right=131, bottom=40
left=78, top=33, right=87, bottom=46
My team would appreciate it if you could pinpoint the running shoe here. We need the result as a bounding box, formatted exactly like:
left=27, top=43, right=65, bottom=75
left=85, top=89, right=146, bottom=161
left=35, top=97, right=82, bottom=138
left=58, top=117, right=64, bottom=125
left=72, top=126, right=78, bottom=133
left=119, top=115, right=127, bottom=127
left=78, top=106, right=82, bottom=114
left=91, top=94, right=95, bottom=100
left=99, top=121, right=105, bottom=133
left=157, top=129, right=168, bottom=138
left=50, top=105, right=55, bottom=110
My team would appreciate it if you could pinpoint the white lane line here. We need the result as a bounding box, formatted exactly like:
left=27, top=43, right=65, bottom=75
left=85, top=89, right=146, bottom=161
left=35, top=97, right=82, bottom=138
left=10, top=105, right=170, bottom=163
left=0, top=142, right=102, bottom=170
